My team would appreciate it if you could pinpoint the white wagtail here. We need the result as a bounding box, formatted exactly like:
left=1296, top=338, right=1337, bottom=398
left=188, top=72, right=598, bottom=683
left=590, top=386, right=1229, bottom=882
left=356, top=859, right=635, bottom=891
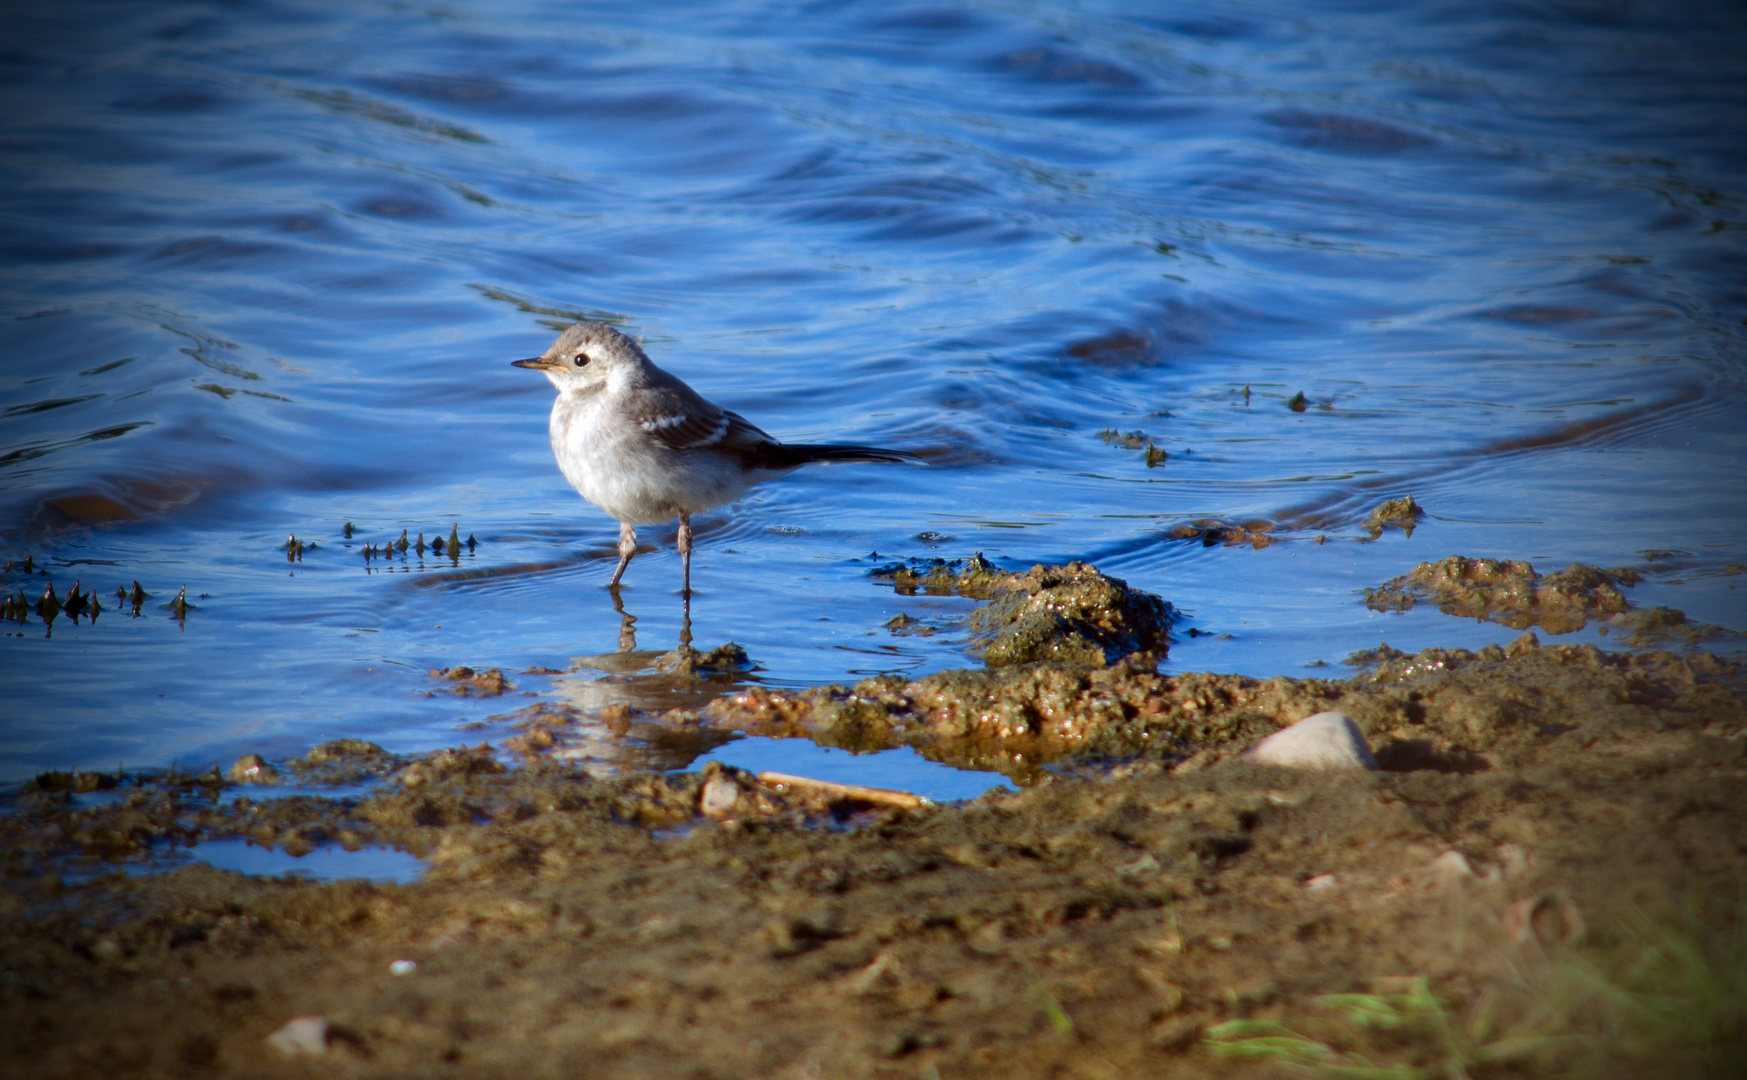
left=514, top=321, right=919, bottom=595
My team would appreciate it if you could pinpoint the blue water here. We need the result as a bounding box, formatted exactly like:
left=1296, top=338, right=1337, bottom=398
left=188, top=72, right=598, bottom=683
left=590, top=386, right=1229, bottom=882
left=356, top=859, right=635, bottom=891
left=155, top=838, right=424, bottom=885
left=699, top=736, right=1013, bottom=803
left=2, top=0, right=1744, bottom=782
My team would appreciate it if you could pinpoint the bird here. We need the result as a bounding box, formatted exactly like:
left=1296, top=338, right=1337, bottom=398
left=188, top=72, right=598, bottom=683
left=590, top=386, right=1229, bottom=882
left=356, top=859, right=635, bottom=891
left=513, top=320, right=919, bottom=595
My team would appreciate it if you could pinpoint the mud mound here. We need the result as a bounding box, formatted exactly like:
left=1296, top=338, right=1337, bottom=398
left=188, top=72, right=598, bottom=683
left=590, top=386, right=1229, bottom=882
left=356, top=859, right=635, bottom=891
left=872, top=553, right=1024, bottom=599
left=1366, top=555, right=1638, bottom=633
left=703, top=635, right=1743, bottom=781
left=1362, top=494, right=1423, bottom=538
left=428, top=665, right=513, bottom=696
left=1609, top=605, right=1745, bottom=649
left=968, top=563, right=1174, bottom=666
left=654, top=641, right=753, bottom=677
left=874, top=558, right=1175, bottom=666
left=1164, top=520, right=1274, bottom=548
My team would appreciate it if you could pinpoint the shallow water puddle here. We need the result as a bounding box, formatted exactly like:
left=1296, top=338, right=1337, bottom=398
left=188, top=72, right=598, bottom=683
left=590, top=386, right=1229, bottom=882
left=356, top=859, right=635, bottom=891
left=696, top=736, right=1013, bottom=804
left=215, top=783, right=381, bottom=806
left=142, top=839, right=424, bottom=885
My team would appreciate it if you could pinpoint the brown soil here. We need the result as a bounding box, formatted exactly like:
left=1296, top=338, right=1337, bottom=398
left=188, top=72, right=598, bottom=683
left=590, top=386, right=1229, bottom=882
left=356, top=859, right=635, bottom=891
left=428, top=666, right=514, bottom=697
left=1165, top=520, right=1275, bottom=548
left=872, top=560, right=1174, bottom=667
left=1365, top=556, right=1743, bottom=649
left=1365, top=556, right=1638, bottom=634
left=1363, top=495, right=1424, bottom=538
left=3, top=574, right=1745, bottom=1078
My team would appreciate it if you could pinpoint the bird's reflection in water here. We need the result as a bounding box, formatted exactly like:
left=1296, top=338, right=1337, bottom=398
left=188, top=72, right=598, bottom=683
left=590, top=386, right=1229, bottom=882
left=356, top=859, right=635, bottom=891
left=608, top=587, right=695, bottom=655
left=614, top=587, right=638, bottom=653
left=544, top=589, right=745, bottom=772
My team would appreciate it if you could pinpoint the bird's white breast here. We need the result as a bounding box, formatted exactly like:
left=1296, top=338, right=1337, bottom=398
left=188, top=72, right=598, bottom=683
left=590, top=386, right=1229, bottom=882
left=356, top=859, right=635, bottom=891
left=548, top=390, right=757, bottom=524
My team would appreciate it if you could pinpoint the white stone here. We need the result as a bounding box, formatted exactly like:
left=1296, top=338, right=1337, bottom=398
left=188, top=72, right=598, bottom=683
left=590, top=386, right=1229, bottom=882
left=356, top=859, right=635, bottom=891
left=1247, top=711, right=1377, bottom=771
left=699, top=775, right=742, bottom=818
left=1426, top=850, right=1473, bottom=880
left=389, top=959, right=417, bottom=976
left=1304, top=874, right=1337, bottom=893
left=266, top=1016, right=329, bottom=1057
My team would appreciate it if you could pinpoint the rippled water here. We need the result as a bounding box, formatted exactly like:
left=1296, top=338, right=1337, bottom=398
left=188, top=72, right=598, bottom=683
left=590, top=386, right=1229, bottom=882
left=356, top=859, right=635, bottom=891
left=3, top=0, right=1745, bottom=783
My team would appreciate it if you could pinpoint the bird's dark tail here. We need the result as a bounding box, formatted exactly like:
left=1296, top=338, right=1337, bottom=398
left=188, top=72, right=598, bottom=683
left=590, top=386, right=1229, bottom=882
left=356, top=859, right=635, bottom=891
left=762, top=443, right=922, bottom=468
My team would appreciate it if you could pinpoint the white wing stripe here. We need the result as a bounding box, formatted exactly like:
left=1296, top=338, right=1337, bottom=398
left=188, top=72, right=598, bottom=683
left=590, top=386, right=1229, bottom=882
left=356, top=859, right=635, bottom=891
left=641, top=412, right=729, bottom=448
left=696, top=414, right=729, bottom=446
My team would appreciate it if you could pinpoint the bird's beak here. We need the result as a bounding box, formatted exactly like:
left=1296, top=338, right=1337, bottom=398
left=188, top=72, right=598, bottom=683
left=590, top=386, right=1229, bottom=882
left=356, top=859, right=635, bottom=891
left=512, top=357, right=556, bottom=370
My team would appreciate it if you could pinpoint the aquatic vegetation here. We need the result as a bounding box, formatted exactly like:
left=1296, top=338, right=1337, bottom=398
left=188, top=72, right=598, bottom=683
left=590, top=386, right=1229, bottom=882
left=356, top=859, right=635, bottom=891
left=355, top=522, right=478, bottom=568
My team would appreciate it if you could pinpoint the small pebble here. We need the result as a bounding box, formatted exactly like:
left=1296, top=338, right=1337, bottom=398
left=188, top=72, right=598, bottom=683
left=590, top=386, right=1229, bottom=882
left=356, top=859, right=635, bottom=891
left=699, top=775, right=742, bottom=818
left=1247, top=711, right=1377, bottom=771
left=389, top=959, right=416, bottom=976
left=1304, top=874, right=1337, bottom=893
left=266, top=1015, right=329, bottom=1057
left=1426, top=850, right=1473, bottom=881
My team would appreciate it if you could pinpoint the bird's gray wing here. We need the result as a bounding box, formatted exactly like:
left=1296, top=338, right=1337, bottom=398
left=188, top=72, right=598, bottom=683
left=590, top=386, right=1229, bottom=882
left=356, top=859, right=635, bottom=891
left=627, top=379, right=733, bottom=451
left=719, top=410, right=779, bottom=449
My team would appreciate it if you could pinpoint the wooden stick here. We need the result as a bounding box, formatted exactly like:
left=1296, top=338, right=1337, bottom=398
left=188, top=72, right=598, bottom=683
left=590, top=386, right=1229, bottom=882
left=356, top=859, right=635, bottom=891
left=756, top=771, right=930, bottom=809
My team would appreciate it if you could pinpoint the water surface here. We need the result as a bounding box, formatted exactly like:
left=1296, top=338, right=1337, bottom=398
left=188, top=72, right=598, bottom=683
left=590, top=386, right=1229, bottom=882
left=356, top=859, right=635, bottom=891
left=3, top=0, right=1744, bottom=782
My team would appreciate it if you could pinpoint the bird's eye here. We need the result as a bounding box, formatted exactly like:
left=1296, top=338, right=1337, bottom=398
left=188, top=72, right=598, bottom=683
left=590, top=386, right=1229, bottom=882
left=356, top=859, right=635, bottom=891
left=573, top=352, right=590, bottom=367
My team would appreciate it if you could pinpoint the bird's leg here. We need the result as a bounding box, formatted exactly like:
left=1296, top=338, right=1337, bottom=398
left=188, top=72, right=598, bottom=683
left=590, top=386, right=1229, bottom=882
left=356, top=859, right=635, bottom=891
left=677, top=512, right=693, bottom=598
left=609, top=521, right=636, bottom=588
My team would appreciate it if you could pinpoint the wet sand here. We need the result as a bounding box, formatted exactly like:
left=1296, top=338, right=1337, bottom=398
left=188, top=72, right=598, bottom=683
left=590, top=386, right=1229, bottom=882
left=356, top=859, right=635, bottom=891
left=3, top=563, right=1744, bottom=1078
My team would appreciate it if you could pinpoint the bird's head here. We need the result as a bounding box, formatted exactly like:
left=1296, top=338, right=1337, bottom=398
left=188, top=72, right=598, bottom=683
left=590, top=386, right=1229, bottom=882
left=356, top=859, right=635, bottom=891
left=511, top=320, right=649, bottom=392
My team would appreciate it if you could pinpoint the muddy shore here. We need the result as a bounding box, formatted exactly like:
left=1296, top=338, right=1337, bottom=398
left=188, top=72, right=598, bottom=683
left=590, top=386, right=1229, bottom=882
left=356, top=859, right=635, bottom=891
left=3, top=562, right=1744, bottom=1078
